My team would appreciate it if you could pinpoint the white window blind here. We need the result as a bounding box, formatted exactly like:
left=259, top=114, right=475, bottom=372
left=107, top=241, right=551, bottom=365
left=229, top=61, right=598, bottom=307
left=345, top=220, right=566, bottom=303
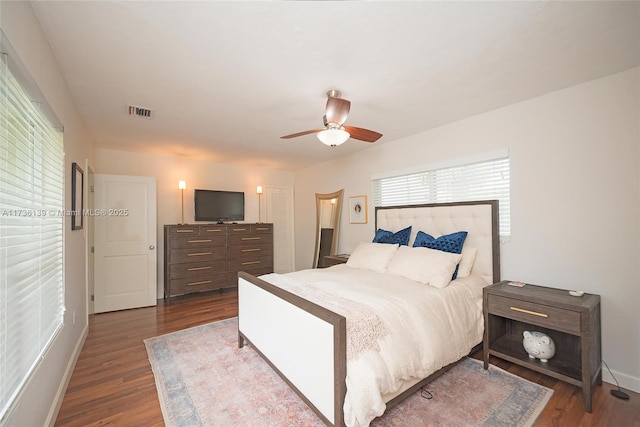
left=373, top=153, right=510, bottom=237
left=0, top=43, right=65, bottom=421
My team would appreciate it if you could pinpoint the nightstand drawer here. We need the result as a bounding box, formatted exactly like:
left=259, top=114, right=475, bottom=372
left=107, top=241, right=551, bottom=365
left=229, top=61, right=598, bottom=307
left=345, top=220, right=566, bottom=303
left=488, top=294, right=581, bottom=335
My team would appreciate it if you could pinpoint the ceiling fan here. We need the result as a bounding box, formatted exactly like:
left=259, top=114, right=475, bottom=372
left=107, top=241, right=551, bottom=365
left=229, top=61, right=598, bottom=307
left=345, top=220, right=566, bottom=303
left=280, top=90, right=383, bottom=147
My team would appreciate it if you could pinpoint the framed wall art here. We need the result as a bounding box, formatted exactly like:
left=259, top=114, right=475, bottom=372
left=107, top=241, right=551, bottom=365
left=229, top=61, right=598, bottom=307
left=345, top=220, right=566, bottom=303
left=348, top=195, right=367, bottom=224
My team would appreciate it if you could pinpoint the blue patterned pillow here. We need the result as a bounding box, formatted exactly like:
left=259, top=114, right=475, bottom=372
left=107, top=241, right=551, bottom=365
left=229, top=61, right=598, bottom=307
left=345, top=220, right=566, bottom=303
left=413, top=231, right=468, bottom=278
left=372, top=226, right=412, bottom=246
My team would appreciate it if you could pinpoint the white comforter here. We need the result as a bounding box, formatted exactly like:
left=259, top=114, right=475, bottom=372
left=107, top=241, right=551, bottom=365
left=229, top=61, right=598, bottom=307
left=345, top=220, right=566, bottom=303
left=259, top=265, right=487, bottom=426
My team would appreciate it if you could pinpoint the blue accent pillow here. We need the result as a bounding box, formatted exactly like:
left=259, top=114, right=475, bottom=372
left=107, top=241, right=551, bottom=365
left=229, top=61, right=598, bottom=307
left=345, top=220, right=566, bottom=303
left=413, top=231, right=468, bottom=278
left=372, top=226, right=412, bottom=246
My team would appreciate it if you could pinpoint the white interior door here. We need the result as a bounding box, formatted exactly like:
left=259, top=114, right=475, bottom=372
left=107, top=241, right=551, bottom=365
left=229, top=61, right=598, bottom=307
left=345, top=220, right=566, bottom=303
left=265, top=186, right=295, bottom=273
left=94, top=174, right=157, bottom=313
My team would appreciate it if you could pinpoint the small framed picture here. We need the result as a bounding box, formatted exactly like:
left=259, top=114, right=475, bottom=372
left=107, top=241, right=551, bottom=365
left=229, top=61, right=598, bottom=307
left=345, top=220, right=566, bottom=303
left=349, top=195, right=367, bottom=224
left=71, top=162, right=84, bottom=230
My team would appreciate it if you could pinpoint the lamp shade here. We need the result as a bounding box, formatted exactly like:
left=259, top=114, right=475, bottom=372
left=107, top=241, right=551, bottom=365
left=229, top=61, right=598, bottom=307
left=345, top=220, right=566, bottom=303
left=256, top=185, right=263, bottom=194
left=317, top=128, right=350, bottom=147
left=178, top=180, right=186, bottom=190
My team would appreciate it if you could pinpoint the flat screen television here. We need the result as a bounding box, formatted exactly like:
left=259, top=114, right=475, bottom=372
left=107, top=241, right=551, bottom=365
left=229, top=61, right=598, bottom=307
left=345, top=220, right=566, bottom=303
left=194, top=189, right=244, bottom=223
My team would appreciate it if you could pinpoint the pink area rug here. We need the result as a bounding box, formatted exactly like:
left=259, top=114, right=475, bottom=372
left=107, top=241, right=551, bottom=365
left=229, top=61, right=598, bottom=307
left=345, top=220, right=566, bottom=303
left=144, top=318, right=552, bottom=426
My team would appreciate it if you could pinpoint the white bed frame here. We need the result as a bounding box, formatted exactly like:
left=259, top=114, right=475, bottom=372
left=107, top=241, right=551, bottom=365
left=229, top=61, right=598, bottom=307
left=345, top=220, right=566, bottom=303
left=238, top=200, right=500, bottom=426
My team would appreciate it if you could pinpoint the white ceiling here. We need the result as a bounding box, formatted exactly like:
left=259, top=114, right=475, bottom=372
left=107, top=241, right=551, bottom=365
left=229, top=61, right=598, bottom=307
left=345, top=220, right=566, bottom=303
left=31, top=1, right=639, bottom=171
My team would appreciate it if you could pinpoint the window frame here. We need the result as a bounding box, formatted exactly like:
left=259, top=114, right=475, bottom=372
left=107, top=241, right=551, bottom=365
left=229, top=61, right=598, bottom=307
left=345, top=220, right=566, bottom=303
left=0, top=31, right=65, bottom=422
left=372, top=149, right=511, bottom=238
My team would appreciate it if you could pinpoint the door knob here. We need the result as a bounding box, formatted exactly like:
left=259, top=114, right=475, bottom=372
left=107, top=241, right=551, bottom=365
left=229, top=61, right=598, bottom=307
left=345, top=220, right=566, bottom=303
left=149, top=245, right=155, bottom=250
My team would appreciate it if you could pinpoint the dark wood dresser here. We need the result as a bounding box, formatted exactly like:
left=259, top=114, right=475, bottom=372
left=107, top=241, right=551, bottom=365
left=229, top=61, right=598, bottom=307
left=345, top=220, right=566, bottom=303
left=483, top=281, right=601, bottom=412
left=164, top=223, right=273, bottom=299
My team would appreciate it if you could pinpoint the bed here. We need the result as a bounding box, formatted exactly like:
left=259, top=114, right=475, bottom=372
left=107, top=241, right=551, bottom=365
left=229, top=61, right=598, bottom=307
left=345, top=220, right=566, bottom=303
left=238, top=200, right=500, bottom=426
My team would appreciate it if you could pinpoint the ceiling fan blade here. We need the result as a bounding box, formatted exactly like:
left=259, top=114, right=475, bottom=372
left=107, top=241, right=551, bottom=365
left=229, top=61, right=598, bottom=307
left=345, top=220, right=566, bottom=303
left=280, top=129, right=323, bottom=139
left=344, top=126, right=383, bottom=143
left=325, top=97, right=351, bottom=126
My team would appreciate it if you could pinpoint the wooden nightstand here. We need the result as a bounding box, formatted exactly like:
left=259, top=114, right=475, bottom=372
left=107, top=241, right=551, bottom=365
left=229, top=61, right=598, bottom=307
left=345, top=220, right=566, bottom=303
left=322, top=254, right=349, bottom=268
left=483, top=281, right=601, bottom=412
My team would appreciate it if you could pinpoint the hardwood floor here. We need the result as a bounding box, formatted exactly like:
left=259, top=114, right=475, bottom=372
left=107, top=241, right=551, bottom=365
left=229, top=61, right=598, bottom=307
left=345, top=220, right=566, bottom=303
left=55, top=290, right=639, bottom=426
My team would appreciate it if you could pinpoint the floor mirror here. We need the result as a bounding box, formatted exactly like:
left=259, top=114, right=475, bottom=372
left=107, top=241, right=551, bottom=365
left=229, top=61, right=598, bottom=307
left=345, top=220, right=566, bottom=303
left=313, top=189, right=344, bottom=268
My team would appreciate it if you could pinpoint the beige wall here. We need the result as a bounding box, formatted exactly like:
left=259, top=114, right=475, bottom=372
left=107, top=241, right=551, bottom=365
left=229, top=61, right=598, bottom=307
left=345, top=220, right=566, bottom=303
left=1, top=1, right=95, bottom=425
left=295, top=67, right=640, bottom=392
left=95, top=148, right=295, bottom=297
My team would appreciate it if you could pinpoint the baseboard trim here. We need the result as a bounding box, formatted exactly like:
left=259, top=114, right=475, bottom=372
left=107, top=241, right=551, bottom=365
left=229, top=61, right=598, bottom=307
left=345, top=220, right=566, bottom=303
left=603, top=364, right=640, bottom=394
left=45, top=323, right=89, bottom=427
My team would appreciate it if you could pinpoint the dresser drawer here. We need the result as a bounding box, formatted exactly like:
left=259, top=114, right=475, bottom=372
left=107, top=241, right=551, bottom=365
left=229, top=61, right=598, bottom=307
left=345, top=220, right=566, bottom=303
left=167, top=225, right=226, bottom=237
left=168, top=246, right=226, bottom=264
left=227, top=225, right=252, bottom=235
left=199, top=225, right=226, bottom=235
left=488, top=294, right=581, bottom=335
left=227, top=255, right=273, bottom=272
left=169, top=235, right=226, bottom=249
left=252, top=224, right=273, bottom=234
left=168, top=226, right=199, bottom=237
left=227, top=243, right=273, bottom=259
left=169, top=273, right=227, bottom=296
left=228, top=233, right=273, bottom=246
left=169, top=259, right=226, bottom=279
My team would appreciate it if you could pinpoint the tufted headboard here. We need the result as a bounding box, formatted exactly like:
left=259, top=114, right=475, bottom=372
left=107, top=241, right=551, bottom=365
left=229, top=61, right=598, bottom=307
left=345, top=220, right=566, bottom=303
left=375, top=200, right=500, bottom=285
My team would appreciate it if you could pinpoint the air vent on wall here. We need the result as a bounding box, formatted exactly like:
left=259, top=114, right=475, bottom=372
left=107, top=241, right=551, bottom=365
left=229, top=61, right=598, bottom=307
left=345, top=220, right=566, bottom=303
left=128, top=105, right=153, bottom=119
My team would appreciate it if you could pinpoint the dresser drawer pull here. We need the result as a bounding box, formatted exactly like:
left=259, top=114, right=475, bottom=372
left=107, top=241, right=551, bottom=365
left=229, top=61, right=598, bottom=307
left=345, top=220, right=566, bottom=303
left=241, top=248, right=261, bottom=252
left=256, top=227, right=270, bottom=231
left=233, top=228, right=248, bottom=232
left=241, top=237, right=261, bottom=241
left=510, top=306, right=548, bottom=318
left=188, top=239, right=212, bottom=243
left=205, top=229, right=222, bottom=232
left=188, top=266, right=212, bottom=271
left=187, top=280, right=212, bottom=286
left=187, top=252, right=212, bottom=257
left=176, top=229, right=195, bottom=233
left=241, top=261, right=261, bottom=266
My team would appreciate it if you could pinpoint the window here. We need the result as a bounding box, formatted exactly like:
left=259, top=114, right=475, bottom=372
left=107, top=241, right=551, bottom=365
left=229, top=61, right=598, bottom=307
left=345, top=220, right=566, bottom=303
left=0, top=36, right=65, bottom=421
left=372, top=150, right=510, bottom=237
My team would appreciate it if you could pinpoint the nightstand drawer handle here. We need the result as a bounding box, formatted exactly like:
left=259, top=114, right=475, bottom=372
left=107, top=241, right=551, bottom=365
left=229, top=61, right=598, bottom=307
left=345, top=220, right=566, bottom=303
left=176, top=229, right=195, bottom=233
left=188, top=239, right=212, bottom=243
left=241, top=248, right=261, bottom=252
left=241, top=261, right=261, bottom=266
left=510, top=306, right=548, bottom=318
left=242, top=237, right=261, bottom=241
left=205, top=229, right=222, bottom=232
left=188, top=252, right=212, bottom=256
left=188, top=266, right=212, bottom=271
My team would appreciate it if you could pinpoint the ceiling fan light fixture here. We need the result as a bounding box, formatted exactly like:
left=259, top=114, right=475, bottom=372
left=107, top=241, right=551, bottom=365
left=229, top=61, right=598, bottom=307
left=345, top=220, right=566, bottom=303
left=317, top=128, right=350, bottom=147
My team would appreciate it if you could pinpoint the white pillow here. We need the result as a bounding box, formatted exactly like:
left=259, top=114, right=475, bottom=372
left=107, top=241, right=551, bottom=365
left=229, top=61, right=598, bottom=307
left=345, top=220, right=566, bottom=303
left=457, top=246, right=478, bottom=278
left=346, top=242, right=399, bottom=273
left=385, top=246, right=462, bottom=288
